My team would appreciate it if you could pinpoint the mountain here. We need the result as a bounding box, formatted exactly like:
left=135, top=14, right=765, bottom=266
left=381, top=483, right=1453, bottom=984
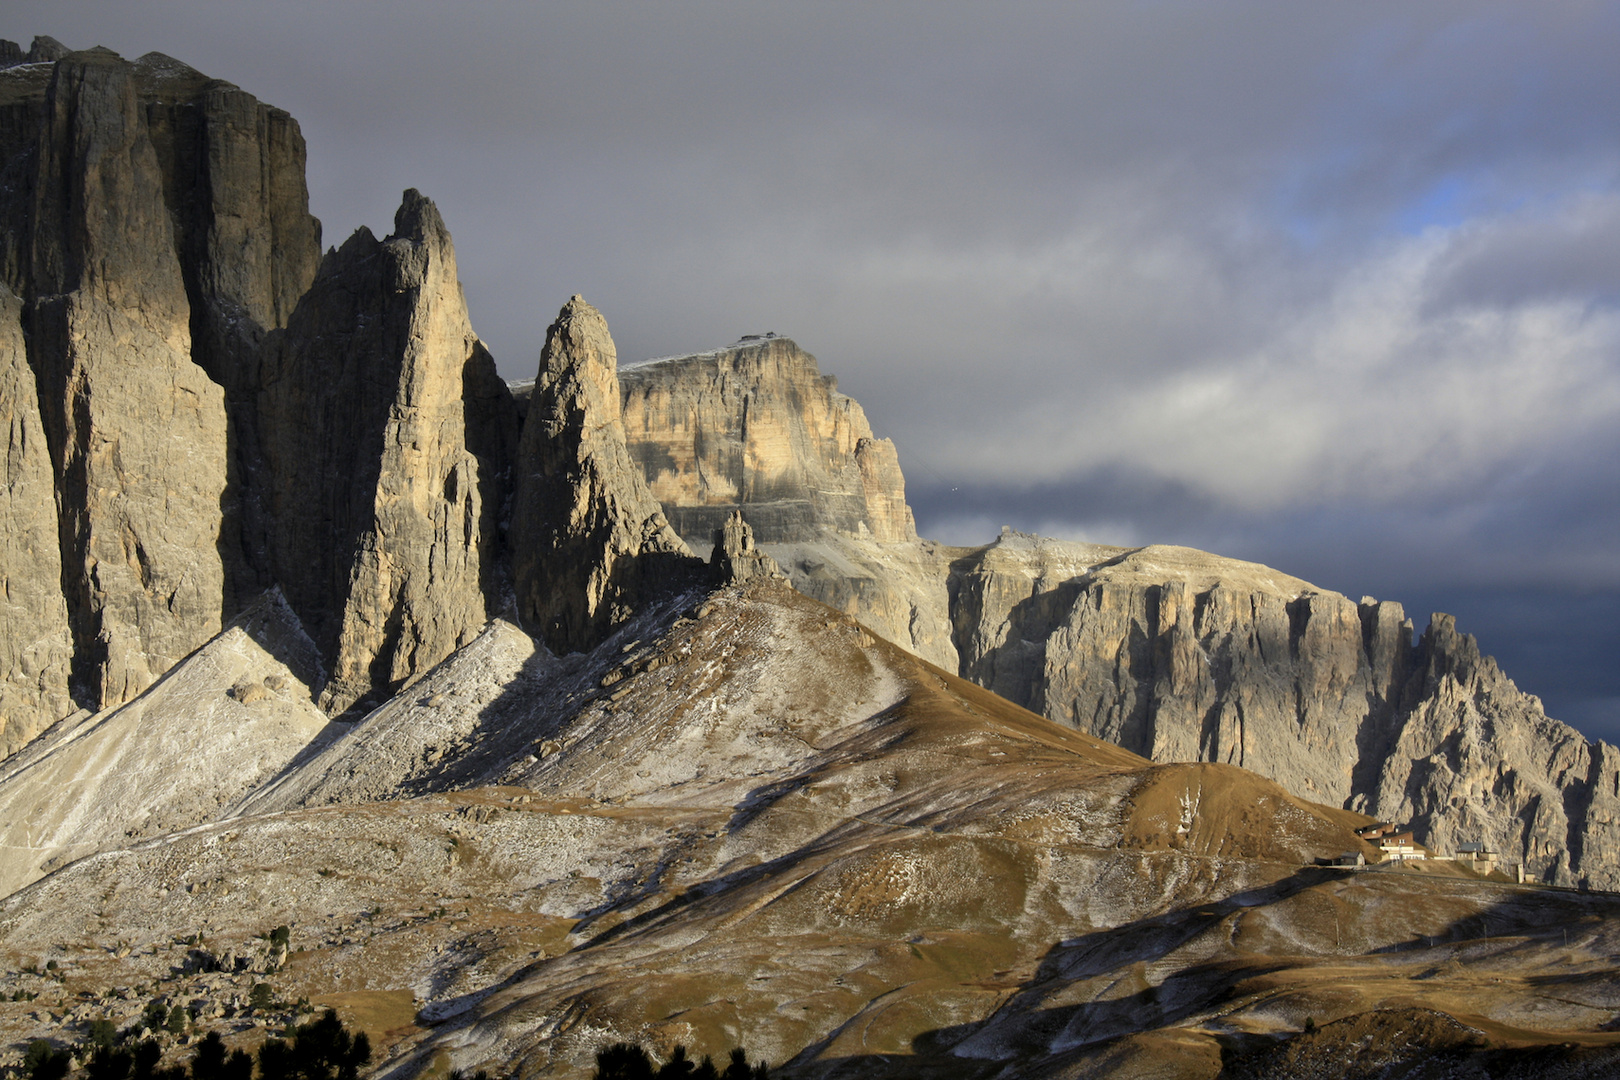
left=616, top=345, right=1620, bottom=891
left=2, top=37, right=1620, bottom=1080
left=4, top=580, right=1620, bottom=1080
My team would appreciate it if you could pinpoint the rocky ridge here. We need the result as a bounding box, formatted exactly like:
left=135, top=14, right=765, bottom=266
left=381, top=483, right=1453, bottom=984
left=611, top=350, right=1620, bottom=889
left=0, top=36, right=1618, bottom=1080
left=939, top=532, right=1620, bottom=889
left=0, top=41, right=610, bottom=734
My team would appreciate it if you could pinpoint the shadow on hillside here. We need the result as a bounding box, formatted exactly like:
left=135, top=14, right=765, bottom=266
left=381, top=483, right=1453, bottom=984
left=766, top=869, right=1620, bottom=1079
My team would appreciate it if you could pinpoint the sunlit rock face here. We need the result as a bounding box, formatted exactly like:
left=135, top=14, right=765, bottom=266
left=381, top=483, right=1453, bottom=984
left=610, top=331, right=1620, bottom=888
left=259, top=190, right=517, bottom=715
left=604, top=335, right=952, bottom=666
left=508, top=296, right=700, bottom=656
left=0, top=40, right=322, bottom=734
left=615, top=335, right=916, bottom=547
left=1, top=47, right=230, bottom=711
left=948, top=530, right=1620, bottom=889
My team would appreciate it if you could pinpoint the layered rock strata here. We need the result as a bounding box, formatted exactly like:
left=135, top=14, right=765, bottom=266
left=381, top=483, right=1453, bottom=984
left=616, top=335, right=915, bottom=545
left=509, top=297, right=699, bottom=654
left=259, top=191, right=516, bottom=714
left=949, top=531, right=1620, bottom=888
left=609, top=336, right=950, bottom=664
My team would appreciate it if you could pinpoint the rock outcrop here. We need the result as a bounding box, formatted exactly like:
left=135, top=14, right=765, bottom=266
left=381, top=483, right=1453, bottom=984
left=509, top=296, right=699, bottom=654
left=11, top=581, right=1620, bottom=1080
left=709, top=509, right=784, bottom=584
left=616, top=335, right=915, bottom=546
left=1369, top=615, right=1620, bottom=890
left=259, top=191, right=516, bottom=714
left=0, top=283, right=72, bottom=754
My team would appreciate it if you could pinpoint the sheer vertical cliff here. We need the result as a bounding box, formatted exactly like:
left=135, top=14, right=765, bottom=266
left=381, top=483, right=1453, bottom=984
left=0, top=283, right=72, bottom=755
left=617, top=336, right=916, bottom=545
left=7, top=47, right=230, bottom=709
left=0, top=42, right=500, bottom=732
left=260, top=191, right=516, bottom=714
left=509, top=297, right=698, bottom=654
left=131, top=49, right=322, bottom=604
left=947, top=531, right=1620, bottom=888
left=613, top=337, right=954, bottom=666
left=0, top=40, right=322, bottom=731
left=2, top=36, right=1617, bottom=895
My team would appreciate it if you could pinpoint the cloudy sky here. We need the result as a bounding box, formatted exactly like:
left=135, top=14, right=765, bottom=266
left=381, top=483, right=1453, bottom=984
left=8, top=2, right=1620, bottom=739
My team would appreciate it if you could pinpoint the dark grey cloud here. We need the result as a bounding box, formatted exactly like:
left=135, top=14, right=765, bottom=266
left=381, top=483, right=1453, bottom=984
left=5, top=2, right=1617, bottom=739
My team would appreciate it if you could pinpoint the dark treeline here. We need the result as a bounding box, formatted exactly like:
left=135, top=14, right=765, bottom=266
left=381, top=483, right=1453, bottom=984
left=594, top=1043, right=768, bottom=1080
left=23, top=1011, right=368, bottom=1080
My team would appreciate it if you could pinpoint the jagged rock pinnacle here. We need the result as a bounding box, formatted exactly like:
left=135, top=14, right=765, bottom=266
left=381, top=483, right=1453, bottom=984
left=710, top=509, right=784, bottom=584
left=509, top=296, right=700, bottom=654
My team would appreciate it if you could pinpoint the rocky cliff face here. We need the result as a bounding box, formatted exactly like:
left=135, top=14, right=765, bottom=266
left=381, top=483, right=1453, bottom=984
left=0, top=41, right=503, bottom=735
left=130, top=49, right=322, bottom=605
left=260, top=191, right=516, bottom=714
left=610, top=342, right=1620, bottom=887
left=609, top=336, right=953, bottom=665
left=5, top=46, right=231, bottom=709
left=509, top=297, right=699, bottom=654
left=947, top=530, right=1620, bottom=888
left=0, top=283, right=72, bottom=755
left=617, top=335, right=916, bottom=546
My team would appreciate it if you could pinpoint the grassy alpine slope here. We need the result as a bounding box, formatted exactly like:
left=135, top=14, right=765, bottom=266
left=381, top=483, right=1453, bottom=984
left=1, top=583, right=1618, bottom=1079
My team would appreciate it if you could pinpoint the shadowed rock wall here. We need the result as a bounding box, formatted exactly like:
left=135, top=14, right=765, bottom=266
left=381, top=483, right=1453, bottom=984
left=260, top=191, right=516, bottom=714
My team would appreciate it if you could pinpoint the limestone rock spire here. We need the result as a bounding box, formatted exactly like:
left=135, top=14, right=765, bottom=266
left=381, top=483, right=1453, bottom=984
left=259, top=189, right=517, bottom=715
left=509, top=296, right=700, bottom=654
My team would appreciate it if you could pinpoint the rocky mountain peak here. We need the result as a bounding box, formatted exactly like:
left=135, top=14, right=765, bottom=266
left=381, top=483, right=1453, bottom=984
left=618, top=334, right=917, bottom=546
left=0, top=37, right=68, bottom=69
left=260, top=189, right=516, bottom=715
left=510, top=296, right=699, bottom=655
